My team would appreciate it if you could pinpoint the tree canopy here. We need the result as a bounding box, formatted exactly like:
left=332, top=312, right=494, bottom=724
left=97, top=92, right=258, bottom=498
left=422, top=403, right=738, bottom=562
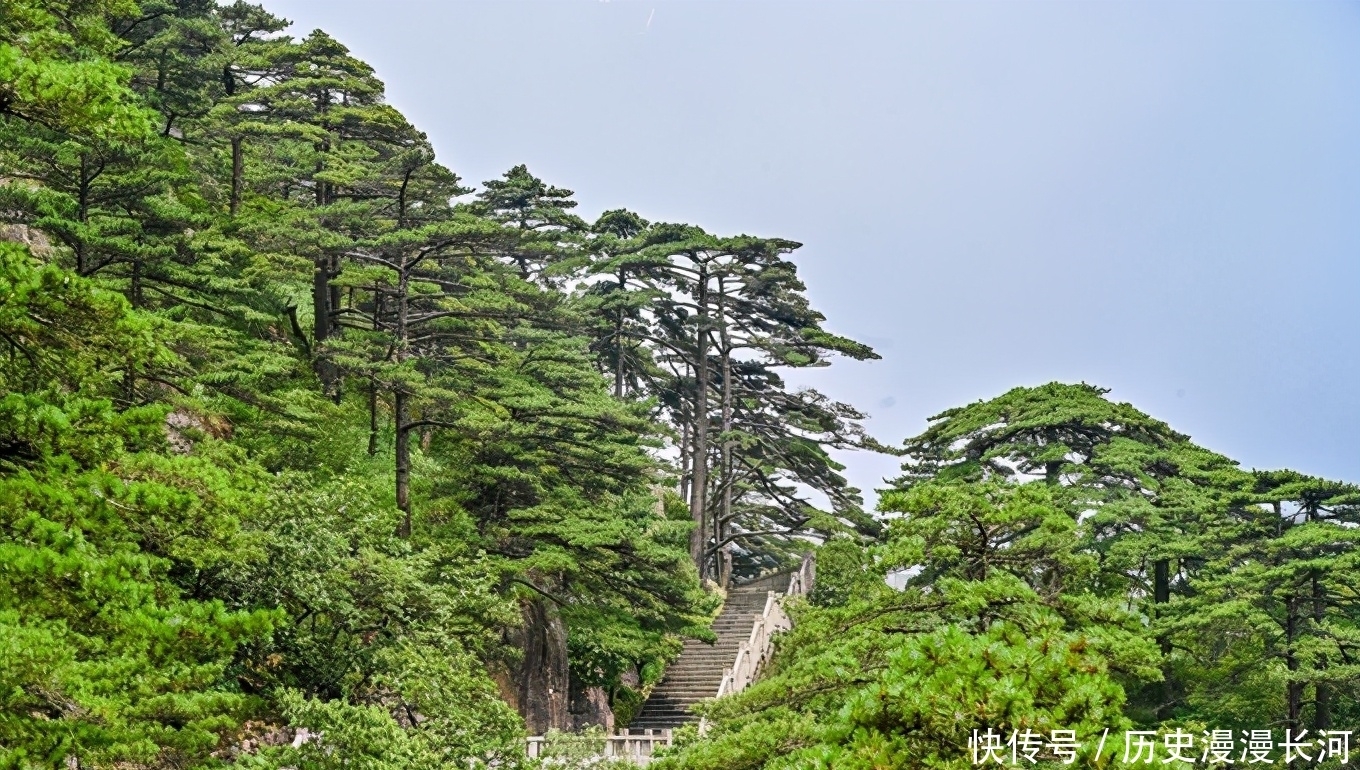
left=0, top=1, right=878, bottom=766
left=658, top=383, right=1360, bottom=769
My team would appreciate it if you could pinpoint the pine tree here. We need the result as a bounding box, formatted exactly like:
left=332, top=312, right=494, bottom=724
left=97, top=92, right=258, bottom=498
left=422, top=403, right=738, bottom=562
left=655, top=477, right=1158, bottom=770
left=572, top=221, right=881, bottom=581
left=471, top=164, right=586, bottom=284
left=0, top=243, right=279, bottom=767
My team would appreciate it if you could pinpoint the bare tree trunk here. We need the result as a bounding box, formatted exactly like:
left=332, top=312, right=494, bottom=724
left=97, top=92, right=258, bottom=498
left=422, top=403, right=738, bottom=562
left=312, top=256, right=336, bottom=391
left=312, top=140, right=339, bottom=394
left=1044, top=460, right=1061, bottom=486
left=328, top=256, right=342, bottom=344
left=122, top=362, right=136, bottom=407
left=614, top=268, right=626, bottom=398
left=689, top=266, right=710, bottom=579
left=1154, top=560, right=1170, bottom=605
left=311, top=162, right=335, bottom=391
left=312, top=258, right=330, bottom=343
left=613, top=317, right=625, bottom=398
left=718, top=281, right=734, bottom=588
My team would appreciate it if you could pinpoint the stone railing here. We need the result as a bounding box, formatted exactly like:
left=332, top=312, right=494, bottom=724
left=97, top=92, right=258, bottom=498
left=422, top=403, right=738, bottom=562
left=785, top=551, right=816, bottom=600
left=525, top=728, right=672, bottom=766
left=525, top=553, right=817, bottom=754
left=713, top=552, right=814, bottom=699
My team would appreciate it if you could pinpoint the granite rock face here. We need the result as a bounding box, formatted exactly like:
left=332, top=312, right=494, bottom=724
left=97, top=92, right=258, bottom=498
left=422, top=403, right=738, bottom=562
left=0, top=224, right=52, bottom=257
left=568, top=680, right=614, bottom=732
left=501, top=597, right=571, bottom=734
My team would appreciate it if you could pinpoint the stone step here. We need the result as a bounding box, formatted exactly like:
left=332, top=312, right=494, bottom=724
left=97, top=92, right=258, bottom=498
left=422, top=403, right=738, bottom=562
left=649, top=694, right=715, bottom=700
left=655, top=673, right=725, bottom=680
left=649, top=694, right=716, bottom=700
left=632, top=573, right=799, bottom=729
left=654, top=677, right=717, bottom=682
left=684, top=643, right=747, bottom=648
left=648, top=695, right=715, bottom=702
left=632, top=714, right=698, bottom=722
left=681, top=642, right=749, bottom=649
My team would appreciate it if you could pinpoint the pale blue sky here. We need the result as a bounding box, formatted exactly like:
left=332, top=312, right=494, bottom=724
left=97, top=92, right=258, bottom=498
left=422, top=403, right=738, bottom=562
left=266, top=0, right=1360, bottom=502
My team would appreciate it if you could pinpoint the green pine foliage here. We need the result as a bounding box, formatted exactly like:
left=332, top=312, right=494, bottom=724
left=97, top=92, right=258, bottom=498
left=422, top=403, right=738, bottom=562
left=2, top=1, right=865, bottom=766
left=660, top=384, right=1360, bottom=769
left=0, top=243, right=279, bottom=767
left=6, top=3, right=1352, bottom=769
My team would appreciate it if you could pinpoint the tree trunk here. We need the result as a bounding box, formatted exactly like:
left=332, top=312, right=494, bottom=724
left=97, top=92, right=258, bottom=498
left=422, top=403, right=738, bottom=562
left=1154, top=558, right=1172, bottom=719
left=129, top=257, right=142, bottom=309
left=1286, top=594, right=1302, bottom=734
left=311, top=137, right=338, bottom=393
left=1154, top=559, right=1170, bottom=605
left=367, top=291, right=382, bottom=457
left=1044, top=460, right=1061, bottom=486
left=679, top=407, right=691, bottom=504
left=395, top=388, right=411, bottom=537
left=689, top=265, right=710, bottom=579
left=122, top=362, right=136, bottom=407
left=328, top=255, right=342, bottom=357
left=394, top=261, right=412, bottom=537
left=717, top=281, right=734, bottom=588
left=613, top=268, right=626, bottom=398
left=230, top=136, right=244, bottom=216
left=312, top=255, right=336, bottom=391
left=1313, top=572, right=1331, bottom=730
left=367, top=379, right=380, bottom=456
left=76, top=155, right=89, bottom=275
left=312, top=257, right=330, bottom=343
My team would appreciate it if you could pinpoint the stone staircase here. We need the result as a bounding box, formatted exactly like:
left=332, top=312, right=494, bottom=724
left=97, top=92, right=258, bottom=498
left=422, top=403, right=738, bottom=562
left=630, top=572, right=793, bottom=730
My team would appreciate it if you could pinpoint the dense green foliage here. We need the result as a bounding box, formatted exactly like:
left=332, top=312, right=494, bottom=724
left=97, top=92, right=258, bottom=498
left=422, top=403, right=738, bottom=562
left=658, top=383, right=1360, bottom=768
left=0, top=0, right=879, bottom=767
left=6, top=3, right=1351, bottom=769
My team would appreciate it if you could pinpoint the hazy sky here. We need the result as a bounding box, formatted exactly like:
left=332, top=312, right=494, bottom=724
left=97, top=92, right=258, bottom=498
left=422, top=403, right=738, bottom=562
left=265, top=0, right=1360, bottom=503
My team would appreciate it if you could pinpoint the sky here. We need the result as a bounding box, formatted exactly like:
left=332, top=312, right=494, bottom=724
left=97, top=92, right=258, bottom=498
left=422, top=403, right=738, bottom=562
left=265, top=0, right=1360, bottom=505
